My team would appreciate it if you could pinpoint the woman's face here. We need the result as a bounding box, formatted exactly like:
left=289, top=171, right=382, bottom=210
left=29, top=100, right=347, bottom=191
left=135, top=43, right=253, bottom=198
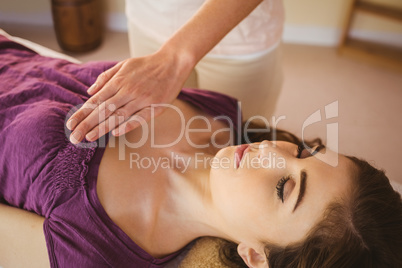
left=209, top=140, right=355, bottom=247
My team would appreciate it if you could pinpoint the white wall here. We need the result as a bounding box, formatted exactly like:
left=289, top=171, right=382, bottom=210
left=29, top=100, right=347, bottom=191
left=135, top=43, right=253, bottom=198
left=1, top=0, right=401, bottom=47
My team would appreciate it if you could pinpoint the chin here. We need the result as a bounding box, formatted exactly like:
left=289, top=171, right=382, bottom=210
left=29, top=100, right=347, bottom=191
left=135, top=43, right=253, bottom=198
left=215, top=145, right=235, bottom=158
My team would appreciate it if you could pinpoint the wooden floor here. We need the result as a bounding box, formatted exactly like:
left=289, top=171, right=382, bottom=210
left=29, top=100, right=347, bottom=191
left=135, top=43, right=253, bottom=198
left=2, top=24, right=402, bottom=190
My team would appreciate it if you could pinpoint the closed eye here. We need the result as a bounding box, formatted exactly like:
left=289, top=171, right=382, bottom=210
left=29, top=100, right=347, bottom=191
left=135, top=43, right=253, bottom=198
left=276, top=176, right=290, bottom=202
left=276, top=175, right=296, bottom=203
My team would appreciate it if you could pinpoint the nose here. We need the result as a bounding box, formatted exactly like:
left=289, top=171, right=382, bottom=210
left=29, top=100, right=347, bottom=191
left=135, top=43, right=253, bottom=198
left=255, top=140, right=295, bottom=158
left=252, top=140, right=292, bottom=170
left=254, top=140, right=276, bottom=158
left=247, top=140, right=272, bottom=152
left=259, top=140, right=272, bottom=148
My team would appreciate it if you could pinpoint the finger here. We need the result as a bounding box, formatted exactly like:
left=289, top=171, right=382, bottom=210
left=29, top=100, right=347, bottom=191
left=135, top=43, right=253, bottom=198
left=73, top=85, right=138, bottom=142
left=68, top=72, right=133, bottom=131
left=68, top=96, right=116, bottom=144
left=112, top=105, right=166, bottom=136
left=70, top=97, right=123, bottom=144
left=84, top=88, right=140, bottom=141
left=87, top=62, right=122, bottom=95
left=86, top=98, right=147, bottom=140
left=67, top=89, right=115, bottom=131
left=66, top=98, right=100, bottom=131
left=85, top=104, right=130, bottom=141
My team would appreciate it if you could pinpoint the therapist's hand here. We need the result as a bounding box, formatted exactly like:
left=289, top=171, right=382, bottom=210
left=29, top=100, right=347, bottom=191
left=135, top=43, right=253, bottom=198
left=66, top=49, right=194, bottom=144
left=66, top=0, right=264, bottom=145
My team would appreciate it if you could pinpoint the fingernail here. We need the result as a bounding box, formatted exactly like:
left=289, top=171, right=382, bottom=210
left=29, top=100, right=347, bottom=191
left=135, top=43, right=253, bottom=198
left=70, top=131, right=82, bottom=144
left=86, top=131, right=97, bottom=141
left=67, top=118, right=77, bottom=130
left=87, top=83, right=97, bottom=94
left=112, top=129, right=119, bottom=136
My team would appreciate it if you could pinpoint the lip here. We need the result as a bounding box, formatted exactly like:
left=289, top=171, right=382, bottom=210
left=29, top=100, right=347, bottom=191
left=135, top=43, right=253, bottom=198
left=235, top=144, right=250, bottom=168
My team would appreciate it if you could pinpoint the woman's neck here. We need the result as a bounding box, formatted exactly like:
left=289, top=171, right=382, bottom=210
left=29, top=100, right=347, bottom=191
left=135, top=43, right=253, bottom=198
left=97, top=99, right=234, bottom=258
left=140, top=150, right=231, bottom=258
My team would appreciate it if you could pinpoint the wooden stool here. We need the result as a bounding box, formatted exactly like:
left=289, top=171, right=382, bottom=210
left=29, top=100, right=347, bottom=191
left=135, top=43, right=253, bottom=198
left=51, top=0, right=103, bottom=53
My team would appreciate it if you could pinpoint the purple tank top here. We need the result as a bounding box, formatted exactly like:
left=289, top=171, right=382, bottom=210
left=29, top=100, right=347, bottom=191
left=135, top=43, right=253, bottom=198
left=0, top=34, right=240, bottom=267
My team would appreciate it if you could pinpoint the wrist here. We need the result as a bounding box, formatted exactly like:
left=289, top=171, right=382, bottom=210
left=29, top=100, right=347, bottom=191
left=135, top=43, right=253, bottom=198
left=157, top=38, right=198, bottom=78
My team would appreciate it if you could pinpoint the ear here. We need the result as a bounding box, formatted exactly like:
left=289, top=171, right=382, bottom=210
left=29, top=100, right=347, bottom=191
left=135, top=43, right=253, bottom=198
left=237, top=243, right=269, bottom=268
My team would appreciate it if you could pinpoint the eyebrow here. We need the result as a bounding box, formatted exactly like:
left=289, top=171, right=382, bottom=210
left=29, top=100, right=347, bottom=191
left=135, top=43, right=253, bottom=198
left=293, top=170, right=307, bottom=213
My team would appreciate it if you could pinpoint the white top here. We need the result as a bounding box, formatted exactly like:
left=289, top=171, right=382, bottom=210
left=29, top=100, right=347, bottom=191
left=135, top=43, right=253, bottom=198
left=125, top=0, right=284, bottom=57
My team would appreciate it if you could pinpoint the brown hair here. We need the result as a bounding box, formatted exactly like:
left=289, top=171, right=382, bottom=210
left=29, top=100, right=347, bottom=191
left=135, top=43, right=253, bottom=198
left=219, top=123, right=402, bottom=267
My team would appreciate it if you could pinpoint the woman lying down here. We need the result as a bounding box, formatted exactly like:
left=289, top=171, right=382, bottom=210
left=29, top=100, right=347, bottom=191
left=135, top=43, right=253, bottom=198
left=0, top=34, right=401, bottom=268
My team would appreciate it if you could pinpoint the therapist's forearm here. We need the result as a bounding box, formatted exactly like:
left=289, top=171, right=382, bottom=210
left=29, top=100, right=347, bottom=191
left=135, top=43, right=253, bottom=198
left=158, top=0, right=264, bottom=71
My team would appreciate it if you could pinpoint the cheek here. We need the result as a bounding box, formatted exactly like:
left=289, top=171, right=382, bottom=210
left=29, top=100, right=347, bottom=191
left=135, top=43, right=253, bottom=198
left=231, top=185, right=279, bottom=242
left=209, top=166, right=243, bottom=211
left=211, top=168, right=277, bottom=224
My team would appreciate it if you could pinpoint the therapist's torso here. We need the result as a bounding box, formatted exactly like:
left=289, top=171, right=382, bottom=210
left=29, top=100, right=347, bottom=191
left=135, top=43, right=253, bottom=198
left=125, top=0, right=284, bottom=56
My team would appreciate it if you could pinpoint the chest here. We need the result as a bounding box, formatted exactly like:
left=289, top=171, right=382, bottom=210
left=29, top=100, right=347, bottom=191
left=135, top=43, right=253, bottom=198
left=96, top=99, right=232, bottom=209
